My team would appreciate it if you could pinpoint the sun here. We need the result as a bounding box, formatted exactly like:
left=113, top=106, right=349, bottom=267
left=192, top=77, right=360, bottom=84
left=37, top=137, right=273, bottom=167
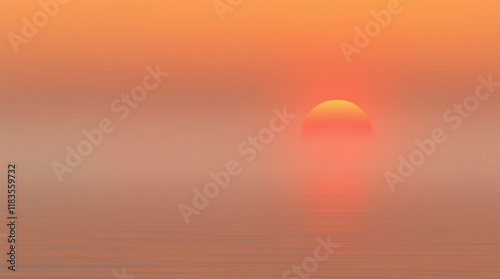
left=301, top=100, right=373, bottom=173
left=302, top=100, right=372, bottom=141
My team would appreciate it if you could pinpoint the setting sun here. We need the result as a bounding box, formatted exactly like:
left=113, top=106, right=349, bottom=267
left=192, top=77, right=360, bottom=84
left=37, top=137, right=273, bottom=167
left=302, top=100, right=372, bottom=141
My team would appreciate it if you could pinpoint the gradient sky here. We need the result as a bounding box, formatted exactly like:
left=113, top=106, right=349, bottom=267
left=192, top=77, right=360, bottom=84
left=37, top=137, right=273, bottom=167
left=0, top=0, right=499, bottom=278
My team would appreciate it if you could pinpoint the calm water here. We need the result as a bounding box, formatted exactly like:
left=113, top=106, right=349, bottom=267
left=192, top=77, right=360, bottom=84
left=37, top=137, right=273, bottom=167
left=3, top=171, right=499, bottom=279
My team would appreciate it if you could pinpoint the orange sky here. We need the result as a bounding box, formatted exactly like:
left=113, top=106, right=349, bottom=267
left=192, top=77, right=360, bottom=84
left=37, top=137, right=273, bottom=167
left=0, top=1, right=499, bottom=278
left=0, top=0, right=497, bottom=202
